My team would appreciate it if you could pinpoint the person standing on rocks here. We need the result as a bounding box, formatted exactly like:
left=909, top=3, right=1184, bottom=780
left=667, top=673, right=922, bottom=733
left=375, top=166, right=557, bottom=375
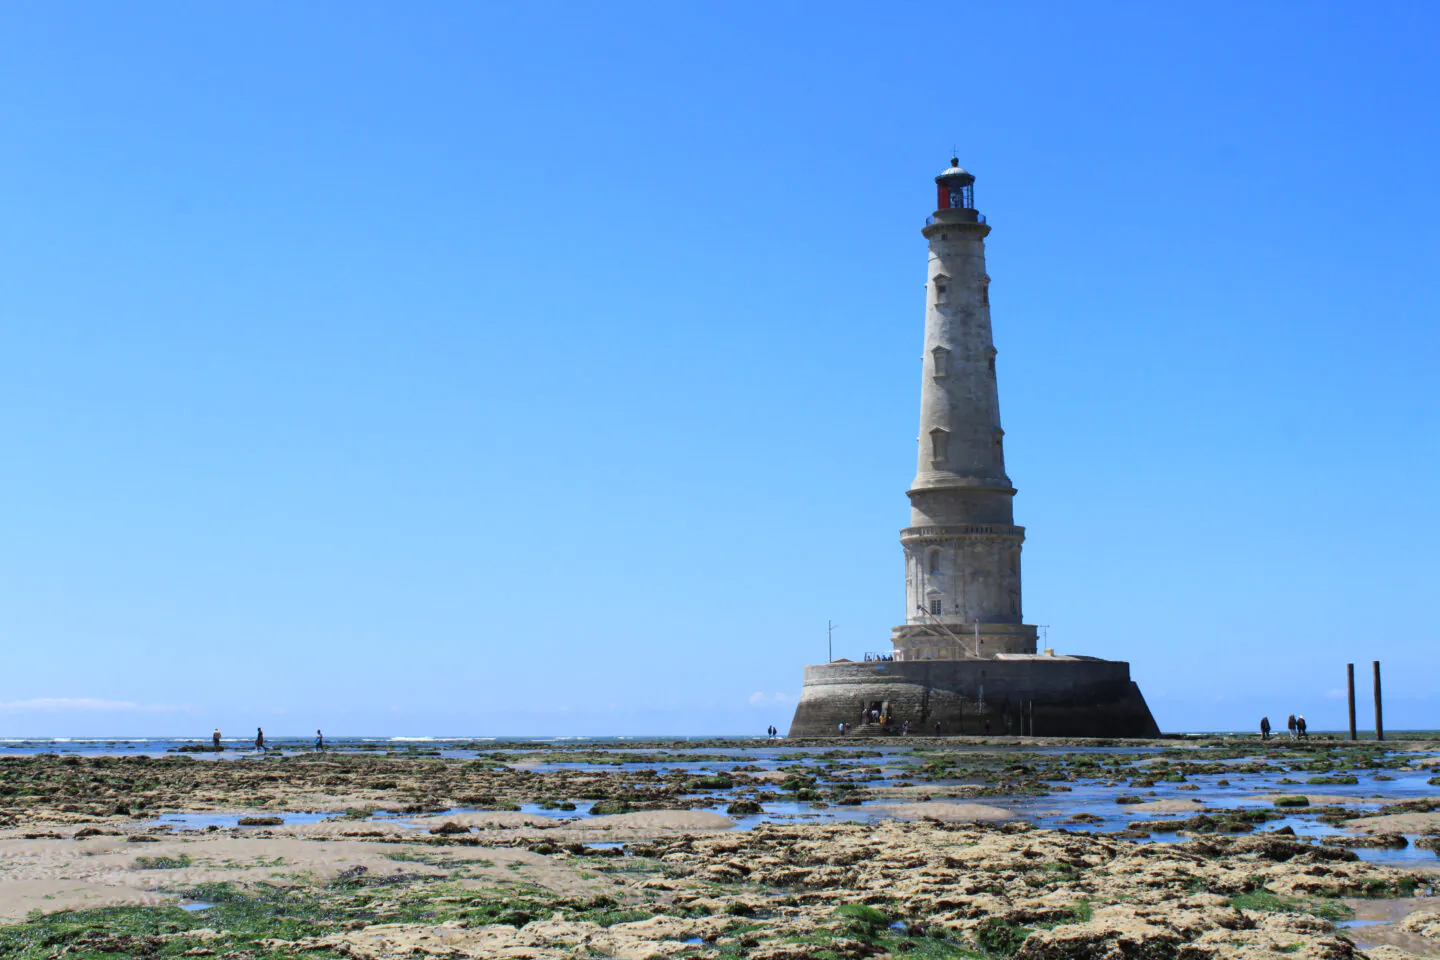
left=933, top=721, right=941, bottom=737
left=212, top=729, right=221, bottom=751
left=1260, top=717, right=1271, bottom=740
left=1296, top=716, right=1307, bottom=740
left=314, top=729, right=324, bottom=751
left=255, top=727, right=266, bottom=753
left=1287, top=715, right=1297, bottom=740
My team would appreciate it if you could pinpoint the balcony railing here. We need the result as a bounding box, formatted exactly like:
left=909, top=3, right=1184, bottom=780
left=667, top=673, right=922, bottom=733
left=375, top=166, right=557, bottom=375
left=900, top=524, right=1024, bottom=541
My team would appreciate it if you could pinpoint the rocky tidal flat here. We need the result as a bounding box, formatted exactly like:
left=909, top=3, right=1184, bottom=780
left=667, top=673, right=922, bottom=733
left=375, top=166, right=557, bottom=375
left=1, top=736, right=1439, bottom=959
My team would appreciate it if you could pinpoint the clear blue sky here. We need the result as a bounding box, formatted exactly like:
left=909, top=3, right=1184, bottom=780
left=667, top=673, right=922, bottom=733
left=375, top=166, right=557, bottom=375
left=1, top=2, right=1436, bottom=737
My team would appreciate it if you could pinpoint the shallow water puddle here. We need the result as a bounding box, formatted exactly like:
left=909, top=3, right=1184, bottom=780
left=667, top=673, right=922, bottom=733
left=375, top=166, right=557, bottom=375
left=145, top=811, right=334, bottom=830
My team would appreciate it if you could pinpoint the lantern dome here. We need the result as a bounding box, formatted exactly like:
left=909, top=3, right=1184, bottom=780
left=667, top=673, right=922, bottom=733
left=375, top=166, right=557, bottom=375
left=936, top=159, right=974, bottom=185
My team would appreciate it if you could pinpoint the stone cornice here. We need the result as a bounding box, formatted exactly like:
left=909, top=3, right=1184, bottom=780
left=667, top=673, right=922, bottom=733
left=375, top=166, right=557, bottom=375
left=907, top=479, right=1016, bottom=495
left=923, top=219, right=990, bottom=241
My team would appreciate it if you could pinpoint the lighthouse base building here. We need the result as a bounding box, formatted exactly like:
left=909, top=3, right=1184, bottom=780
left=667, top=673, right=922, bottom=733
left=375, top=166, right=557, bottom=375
left=787, top=162, right=1158, bottom=739
left=787, top=657, right=1157, bottom=738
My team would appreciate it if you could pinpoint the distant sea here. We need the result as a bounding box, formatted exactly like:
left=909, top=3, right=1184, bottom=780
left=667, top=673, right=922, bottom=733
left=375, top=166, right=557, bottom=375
left=0, top=736, right=755, bottom=758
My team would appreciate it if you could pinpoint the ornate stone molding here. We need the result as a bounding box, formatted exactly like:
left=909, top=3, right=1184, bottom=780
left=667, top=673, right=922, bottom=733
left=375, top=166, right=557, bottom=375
left=900, top=524, right=1026, bottom=544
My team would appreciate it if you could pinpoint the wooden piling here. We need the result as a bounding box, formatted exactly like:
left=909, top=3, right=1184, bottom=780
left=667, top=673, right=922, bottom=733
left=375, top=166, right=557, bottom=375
left=1373, top=660, right=1384, bottom=742
left=1347, top=663, right=1357, bottom=741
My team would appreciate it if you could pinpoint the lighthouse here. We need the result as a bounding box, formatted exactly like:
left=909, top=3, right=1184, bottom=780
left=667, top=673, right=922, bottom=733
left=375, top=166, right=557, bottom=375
left=785, top=161, right=1159, bottom=738
left=894, top=160, right=1038, bottom=661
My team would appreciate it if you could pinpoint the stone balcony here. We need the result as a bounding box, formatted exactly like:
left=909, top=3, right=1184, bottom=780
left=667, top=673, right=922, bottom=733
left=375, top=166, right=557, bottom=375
left=899, top=523, right=1025, bottom=544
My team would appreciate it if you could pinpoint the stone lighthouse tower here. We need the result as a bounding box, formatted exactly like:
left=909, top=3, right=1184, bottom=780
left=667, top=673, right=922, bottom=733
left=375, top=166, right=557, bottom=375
left=892, top=160, right=1039, bottom=661
left=785, top=160, right=1158, bottom=738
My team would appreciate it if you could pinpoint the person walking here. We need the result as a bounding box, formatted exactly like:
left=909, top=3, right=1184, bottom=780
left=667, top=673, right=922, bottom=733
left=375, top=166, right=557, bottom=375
left=255, top=727, right=266, bottom=753
left=212, top=729, right=221, bottom=752
left=1297, top=716, right=1307, bottom=740
left=1286, top=715, right=1297, bottom=740
left=314, top=729, right=324, bottom=752
left=933, top=721, right=941, bottom=737
left=1260, top=716, right=1271, bottom=740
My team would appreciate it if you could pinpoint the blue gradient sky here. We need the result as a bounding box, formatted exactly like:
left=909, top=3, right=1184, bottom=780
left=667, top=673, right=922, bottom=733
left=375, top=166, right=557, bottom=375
left=1, top=2, right=1436, bottom=737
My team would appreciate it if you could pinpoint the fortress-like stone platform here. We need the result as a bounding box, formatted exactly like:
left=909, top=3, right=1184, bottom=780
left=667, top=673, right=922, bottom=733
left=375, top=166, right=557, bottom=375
left=787, top=655, right=1158, bottom=738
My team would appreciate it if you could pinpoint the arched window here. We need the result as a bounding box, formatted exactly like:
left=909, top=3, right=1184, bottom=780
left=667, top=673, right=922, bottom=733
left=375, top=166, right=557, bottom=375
left=929, top=428, right=949, bottom=463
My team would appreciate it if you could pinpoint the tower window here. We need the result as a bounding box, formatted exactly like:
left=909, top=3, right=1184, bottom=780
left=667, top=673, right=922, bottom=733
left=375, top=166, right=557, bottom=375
left=931, top=347, right=950, bottom=378
left=928, top=550, right=941, bottom=575
left=929, top=599, right=942, bottom=616
left=929, top=428, right=949, bottom=463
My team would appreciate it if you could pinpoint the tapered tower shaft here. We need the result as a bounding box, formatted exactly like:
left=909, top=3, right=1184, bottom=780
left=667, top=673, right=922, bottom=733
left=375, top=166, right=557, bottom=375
left=892, top=161, right=1037, bottom=660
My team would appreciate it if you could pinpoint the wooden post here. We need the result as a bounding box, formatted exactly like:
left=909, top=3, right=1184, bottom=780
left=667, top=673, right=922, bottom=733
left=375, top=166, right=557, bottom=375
left=1373, top=661, right=1384, bottom=742
left=1347, top=663, right=1357, bottom=741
